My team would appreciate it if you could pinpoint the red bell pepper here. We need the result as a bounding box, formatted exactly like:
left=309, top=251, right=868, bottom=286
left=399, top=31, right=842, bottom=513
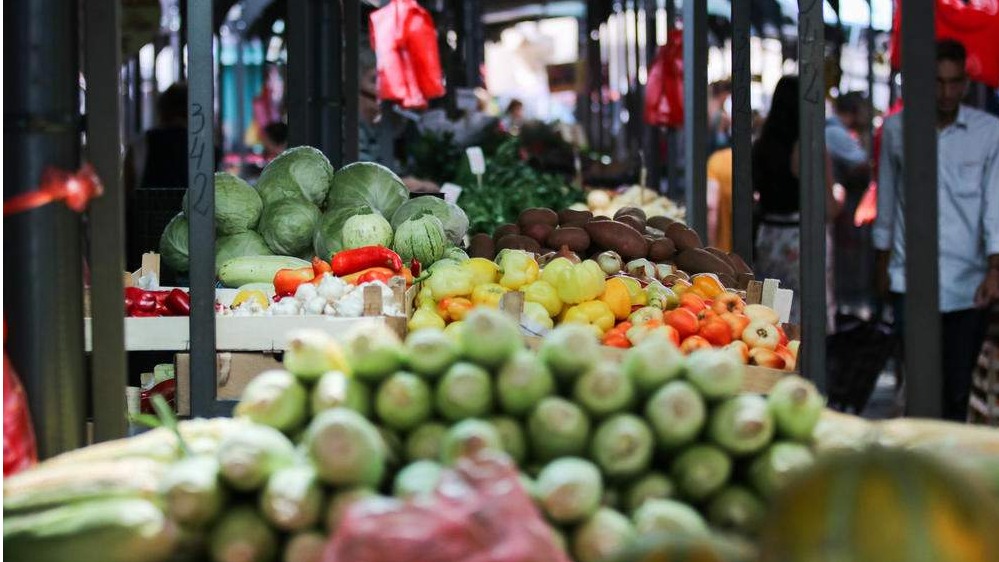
left=342, top=266, right=396, bottom=285
left=274, top=267, right=316, bottom=297
left=312, top=256, right=333, bottom=277
left=410, top=259, right=422, bottom=277
left=164, top=288, right=191, bottom=316
left=330, top=246, right=403, bottom=276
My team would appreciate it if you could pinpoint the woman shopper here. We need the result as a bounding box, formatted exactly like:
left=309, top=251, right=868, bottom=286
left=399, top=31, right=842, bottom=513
left=752, top=75, right=841, bottom=327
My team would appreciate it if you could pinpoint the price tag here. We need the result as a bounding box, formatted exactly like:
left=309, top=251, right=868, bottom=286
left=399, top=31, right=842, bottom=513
left=440, top=183, right=463, bottom=205
left=466, top=147, right=486, bottom=175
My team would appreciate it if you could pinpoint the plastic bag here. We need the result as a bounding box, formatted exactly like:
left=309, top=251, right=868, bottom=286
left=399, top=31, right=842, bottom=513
left=890, top=0, right=999, bottom=88
left=4, top=347, right=38, bottom=477
left=370, top=0, right=445, bottom=109
left=324, top=453, right=570, bottom=562
left=644, top=29, right=684, bottom=128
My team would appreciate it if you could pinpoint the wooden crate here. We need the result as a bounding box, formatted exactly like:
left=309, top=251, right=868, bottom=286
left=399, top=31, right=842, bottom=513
left=969, top=339, right=999, bottom=426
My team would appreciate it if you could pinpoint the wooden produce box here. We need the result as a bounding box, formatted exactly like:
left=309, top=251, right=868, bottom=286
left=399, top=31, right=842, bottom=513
left=174, top=352, right=284, bottom=416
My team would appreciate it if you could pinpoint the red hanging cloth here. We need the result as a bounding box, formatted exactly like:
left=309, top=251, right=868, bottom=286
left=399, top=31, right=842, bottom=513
left=370, top=0, right=446, bottom=110
left=890, top=0, right=999, bottom=88
left=644, top=28, right=684, bottom=128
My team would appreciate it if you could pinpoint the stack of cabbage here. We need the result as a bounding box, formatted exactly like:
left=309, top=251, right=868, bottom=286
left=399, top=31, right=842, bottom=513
left=159, top=148, right=469, bottom=276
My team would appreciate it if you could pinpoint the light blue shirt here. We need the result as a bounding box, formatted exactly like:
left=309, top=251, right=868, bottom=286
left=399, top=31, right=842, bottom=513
left=873, top=106, right=999, bottom=312
left=825, top=115, right=868, bottom=183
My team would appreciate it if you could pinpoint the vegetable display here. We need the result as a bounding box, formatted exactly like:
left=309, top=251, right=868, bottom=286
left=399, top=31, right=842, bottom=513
left=6, top=310, right=999, bottom=562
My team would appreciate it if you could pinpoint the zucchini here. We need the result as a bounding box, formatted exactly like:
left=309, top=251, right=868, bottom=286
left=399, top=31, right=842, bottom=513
left=260, top=464, right=324, bottom=532
left=209, top=506, right=278, bottom=562
left=4, top=498, right=177, bottom=562
left=218, top=255, right=311, bottom=287
left=161, top=455, right=226, bottom=528
left=4, top=458, right=164, bottom=514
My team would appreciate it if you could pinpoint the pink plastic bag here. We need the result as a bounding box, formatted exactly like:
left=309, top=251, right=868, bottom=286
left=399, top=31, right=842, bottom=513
left=370, top=0, right=446, bottom=109
left=323, top=453, right=570, bottom=562
left=644, top=29, right=684, bottom=128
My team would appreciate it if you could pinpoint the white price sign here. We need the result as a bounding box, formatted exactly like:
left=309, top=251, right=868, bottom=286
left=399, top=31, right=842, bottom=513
left=466, top=147, right=486, bottom=175
left=440, top=183, right=463, bottom=205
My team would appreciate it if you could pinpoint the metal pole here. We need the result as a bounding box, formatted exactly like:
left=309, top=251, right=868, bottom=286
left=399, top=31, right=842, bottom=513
left=187, top=0, right=221, bottom=417
left=901, top=1, right=940, bottom=416
left=587, top=1, right=603, bottom=152
left=317, top=0, right=343, bottom=166
left=85, top=0, right=128, bottom=441
left=286, top=0, right=312, bottom=147
left=731, top=0, right=753, bottom=265
left=643, top=0, right=661, bottom=191
left=343, top=0, right=360, bottom=163
left=5, top=0, right=86, bottom=457
left=683, top=0, right=708, bottom=239
left=866, top=0, right=876, bottom=148
left=798, top=0, right=827, bottom=389
left=234, top=32, right=247, bottom=162
left=665, top=0, right=679, bottom=196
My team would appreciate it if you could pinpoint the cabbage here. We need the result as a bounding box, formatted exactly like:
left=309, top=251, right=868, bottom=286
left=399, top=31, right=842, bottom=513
left=342, top=213, right=393, bottom=250
left=392, top=215, right=447, bottom=266
left=313, top=205, right=374, bottom=260
left=215, top=231, right=272, bottom=273
left=259, top=199, right=321, bottom=257
left=159, top=213, right=189, bottom=272
left=183, top=172, right=263, bottom=235
left=257, top=146, right=334, bottom=207
left=326, top=162, right=408, bottom=218
left=390, top=197, right=469, bottom=245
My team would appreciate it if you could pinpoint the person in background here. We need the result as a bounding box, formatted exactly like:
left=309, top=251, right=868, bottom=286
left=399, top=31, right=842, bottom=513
left=874, top=39, right=999, bottom=421
left=358, top=47, right=438, bottom=193
left=752, top=75, right=841, bottom=327
left=706, top=148, right=733, bottom=252
left=827, top=91, right=874, bottom=314
left=708, top=80, right=733, bottom=154
left=261, top=122, right=288, bottom=162
left=501, top=99, right=525, bottom=134
left=124, top=83, right=190, bottom=192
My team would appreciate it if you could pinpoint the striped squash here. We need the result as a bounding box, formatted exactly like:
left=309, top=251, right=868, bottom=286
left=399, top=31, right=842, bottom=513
left=760, top=447, right=999, bottom=562
left=392, top=215, right=447, bottom=267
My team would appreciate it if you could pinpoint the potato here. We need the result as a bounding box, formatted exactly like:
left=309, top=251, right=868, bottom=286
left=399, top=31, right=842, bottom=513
left=522, top=223, right=555, bottom=245
left=665, top=223, right=702, bottom=251
left=727, top=252, right=753, bottom=275
left=647, top=238, right=677, bottom=263
left=613, top=206, right=647, bottom=223
left=718, top=273, right=738, bottom=288
left=493, top=224, right=520, bottom=243
left=616, top=214, right=646, bottom=234
left=518, top=208, right=559, bottom=228
left=647, top=215, right=676, bottom=232
left=547, top=227, right=591, bottom=253
left=468, top=233, right=496, bottom=259
left=705, top=247, right=736, bottom=271
left=558, top=208, right=593, bottom=226
left=674, top=248, right=736, bottom=277
left=496, top=234, right=542, bottom=254
left=645, top=226, right=666, bottom=239
left=584, top=221, right=648, bottom=260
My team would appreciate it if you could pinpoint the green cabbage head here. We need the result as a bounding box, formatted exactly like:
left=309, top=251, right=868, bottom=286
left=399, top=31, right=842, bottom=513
left=257, top=146, right=335, bottom=207
left=258, top=199, right=321, bottom=257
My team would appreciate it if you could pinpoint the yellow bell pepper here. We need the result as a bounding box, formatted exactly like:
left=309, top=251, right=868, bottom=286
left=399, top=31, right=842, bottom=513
left=615, top=276, right=647, bottom=307
left=562, top=300, right=616, bottom=335
left=691, top=274, right=725, bottom=298
left=521, top=301, right=554, bottom=332
left=461, top=258, right=501, bottom=286
left=600, top=277, right=632, bottom=320
left=409, top=306, right=446, bottom=332
left=555, top=260, right=607, bottom=305
left=231, top=289, right=270, bottom=309
left=437, top=297, right=473, bottom=322
left=443, top=320, right=465, bottom=343
left=498, top=250, right=540, bottom=290
left=540, top=257, right=575, bottom=286
left=417, top=285, right=436, bottom=309
left=471, top=283, right=509, bottom=308
left=427, top=265, right=475, bottom=300
left=523, top=280, right=563, bottom=317
left=670, top=278, right=693, bottom=296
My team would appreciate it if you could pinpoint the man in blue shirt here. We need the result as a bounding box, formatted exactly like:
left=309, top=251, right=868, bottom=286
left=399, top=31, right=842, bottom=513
left=874, top=40, right=999, bottom=420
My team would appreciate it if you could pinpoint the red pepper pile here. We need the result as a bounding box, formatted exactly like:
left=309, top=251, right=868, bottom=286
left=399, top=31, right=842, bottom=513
left=124, top=287, right=191, bottom=317
left=273, top=246, right=416, bottom=297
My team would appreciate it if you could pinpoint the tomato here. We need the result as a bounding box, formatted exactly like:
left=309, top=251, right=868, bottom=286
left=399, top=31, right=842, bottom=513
left=774, top=344, right=796, bottom=371
left=698, top=318, right=733, bottom=346
left=679, top=292, right=706, bottom=313
left=748, top=347, right=786, bottom=370
left=742, top=321, right=780, bottom=351
left=664, top=308, right=700, bottom=340
left=711, top=293, right=746, bottom=315
left=719, top=312, right=751, bottom=341
left=680, top=335, right=712, bottom=354
left=722, top=340, right=750, bottom=363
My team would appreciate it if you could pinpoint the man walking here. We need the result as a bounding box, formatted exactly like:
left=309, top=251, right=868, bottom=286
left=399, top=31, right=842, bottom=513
left=874, top=39, right=999, bottom=421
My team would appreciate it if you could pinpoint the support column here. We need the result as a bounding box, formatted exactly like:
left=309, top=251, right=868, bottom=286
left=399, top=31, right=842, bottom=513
left=901, top=1, right=940, bottom=416
left=5, top=0, right=87, bottom=457
left=731, top=0, right=753, bottom=265
left=85, top=0, right=128, bottom=441
left=683, top=0, right=708, bottom=238
left=798, top=0, right=828, bottom=389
